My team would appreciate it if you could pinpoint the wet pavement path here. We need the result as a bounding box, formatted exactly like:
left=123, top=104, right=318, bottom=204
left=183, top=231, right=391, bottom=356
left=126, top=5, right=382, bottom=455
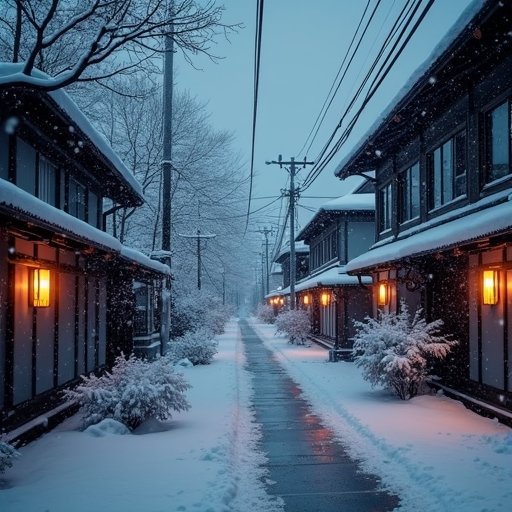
left=239, top=320, right=400, bottom=512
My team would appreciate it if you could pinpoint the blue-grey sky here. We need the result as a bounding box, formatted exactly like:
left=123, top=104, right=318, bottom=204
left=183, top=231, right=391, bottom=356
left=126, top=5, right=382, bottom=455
left=174, top=0, right=474, bottom=232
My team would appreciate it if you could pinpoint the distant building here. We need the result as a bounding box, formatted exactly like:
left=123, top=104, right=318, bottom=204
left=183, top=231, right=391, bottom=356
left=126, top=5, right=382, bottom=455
left=335, top=0, right=512, bottom=423
left=295, top=179, right=375, bottom=358
left=0, top=64, right=169, bottom=438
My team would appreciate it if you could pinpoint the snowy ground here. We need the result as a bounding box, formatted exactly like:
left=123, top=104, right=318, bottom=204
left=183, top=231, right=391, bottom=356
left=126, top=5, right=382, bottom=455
left=249, top=318, right=512, bottom=512
left=0, top=320, right=281, bottom=512
left=3, top=318, right=512, bottom=512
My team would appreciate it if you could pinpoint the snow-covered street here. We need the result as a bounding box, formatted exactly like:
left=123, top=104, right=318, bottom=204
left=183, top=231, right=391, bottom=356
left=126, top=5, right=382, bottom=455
left=2, top=318, right=512, bottom=512
left=0, top=320, right=278, bottom=512
left=249, top=318, right=512, bottom=512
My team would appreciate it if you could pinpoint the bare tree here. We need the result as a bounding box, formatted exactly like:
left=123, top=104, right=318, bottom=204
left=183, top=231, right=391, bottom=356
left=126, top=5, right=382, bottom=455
left=0, top=0, right=237, bottom=91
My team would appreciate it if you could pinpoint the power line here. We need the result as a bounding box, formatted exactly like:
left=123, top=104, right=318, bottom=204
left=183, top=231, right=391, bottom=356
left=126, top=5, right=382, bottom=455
left=296, top=0, right=376, bottom=159
left=245, top=0, right=265, bottom=233
left=301, top=0, right=434, bottom=192
left=302, top=0, right=419, bottom=190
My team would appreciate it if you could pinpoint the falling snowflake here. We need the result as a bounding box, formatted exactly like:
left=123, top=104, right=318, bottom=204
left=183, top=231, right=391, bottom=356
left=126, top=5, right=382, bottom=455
left=4, top=116, right=19, bottom=134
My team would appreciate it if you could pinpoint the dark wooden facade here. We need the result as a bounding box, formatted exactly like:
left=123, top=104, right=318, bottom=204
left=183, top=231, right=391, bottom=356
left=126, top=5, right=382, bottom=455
left=294, top=184, right=375, bottom=356
left=0, top=80, right=169, bottom=435
left=336, top=0, right=512, bottom=420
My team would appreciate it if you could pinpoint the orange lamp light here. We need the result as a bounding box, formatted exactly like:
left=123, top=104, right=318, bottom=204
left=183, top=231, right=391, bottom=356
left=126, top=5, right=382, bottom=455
left=378, top=282, right=389, bottom=306
left=320, top=292, right=331, bottom=307
left=32, top=268, right=51, bottom=307
left=482, top=270, right=498, bottom=305
left=303, top=294, right=310, bottom=306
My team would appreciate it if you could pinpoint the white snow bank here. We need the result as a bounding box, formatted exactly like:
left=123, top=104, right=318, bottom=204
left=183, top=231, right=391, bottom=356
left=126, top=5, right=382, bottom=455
left=0, top=321, right=281, bottom=512
left=0, top=62, right=143, bottom=201
left=249, top=318, right=512, bottom=512
left=84, top=419, right=130, bottom=437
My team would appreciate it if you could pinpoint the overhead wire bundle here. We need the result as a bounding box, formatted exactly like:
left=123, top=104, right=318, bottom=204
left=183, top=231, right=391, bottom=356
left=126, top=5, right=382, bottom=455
left=299, top=0, right=436, bottom=193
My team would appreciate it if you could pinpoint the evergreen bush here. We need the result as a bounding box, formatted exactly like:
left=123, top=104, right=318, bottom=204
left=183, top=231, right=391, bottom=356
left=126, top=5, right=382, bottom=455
left=64, top=354, right=191, bottom=430
left=352, top=301, right=457, bottom=400
left=275, top=309, right=311, bottom=345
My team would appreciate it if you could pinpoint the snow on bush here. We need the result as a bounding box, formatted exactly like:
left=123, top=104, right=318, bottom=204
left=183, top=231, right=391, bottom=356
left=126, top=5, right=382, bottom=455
left=64, top=354, right=191, bottom=430
left=352, top=301, right=457, bottom=400
left=0, top=440, right=19, bottom=473
left=256, top=303, right=276, bottom=324
left=171, top=290, right=230, bottom=337
left=275, top=309, right=311, bottom=345
left=169, top=328, right=218, bottom=366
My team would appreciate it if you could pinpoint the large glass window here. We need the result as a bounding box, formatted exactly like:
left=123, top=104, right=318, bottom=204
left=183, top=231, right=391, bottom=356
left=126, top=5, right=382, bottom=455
left=485, top=100, right=511, bottom=183
left=379, top=183, right=392, bottom=233
left=400, top=162, right=420, bottom=223
left=38, top=156, right=57, bottom=206
left=429, top=130, right=466, bottom=209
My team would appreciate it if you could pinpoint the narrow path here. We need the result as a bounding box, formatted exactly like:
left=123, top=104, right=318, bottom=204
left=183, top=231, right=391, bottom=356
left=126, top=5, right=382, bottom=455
left=239, top=320, right=400, bottom=512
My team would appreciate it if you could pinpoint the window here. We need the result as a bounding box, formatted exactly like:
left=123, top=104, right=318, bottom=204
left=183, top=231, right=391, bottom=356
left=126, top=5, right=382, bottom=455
left=400, top=162, right=420, bottom=223
left=38, top=156, right=57, bottom=206
left=16, top=137, right=36, bottom=194
left=429, top=130, right=466, bottom=209
left=379, top=183, right=392, bottom=233
left=485, top=100, right=511, bottom=183
left=310, top=230, right=337, bottom=270
left=68, top=177, right=86, bottom=220
left=88, top=190, right=100, bottom=228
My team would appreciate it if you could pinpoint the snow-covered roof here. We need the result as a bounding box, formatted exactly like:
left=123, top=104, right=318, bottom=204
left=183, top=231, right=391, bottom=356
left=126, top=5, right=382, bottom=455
left=120, top=247, right=170, bottom=275
left=346, top=194, right=512, bottom=273
left=295, top=265, right=371, bottom=292
left=274, top=240, right=309, bottom=263
left=321, top=193, right=375, bottom=212
left=334, top=0, right=486, bottom=178
left=296, top=192, right=374, bottom=242
left=0, top=63, right=144, bottom=203
left=0, top=178, right=169, bottom=275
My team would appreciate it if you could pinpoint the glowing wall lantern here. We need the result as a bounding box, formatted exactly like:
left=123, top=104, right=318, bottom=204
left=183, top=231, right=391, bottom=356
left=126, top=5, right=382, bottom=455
left=303, top=294, right=310, bottom=306
left=320, top=291, right=331, bottom=307
left=31, top=268, right=51, bottom=307
left=482, top=270, right=499, bottom=305
left=377, top=282, right=389, bottom=306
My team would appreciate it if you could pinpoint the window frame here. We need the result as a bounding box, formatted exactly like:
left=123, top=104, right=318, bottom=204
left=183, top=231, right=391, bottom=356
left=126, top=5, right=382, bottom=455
left=483, top=98, right=511, bottom=186
left=399, top=161, right=420, bottom=225
left=427, top=128, right=467, bottom=211
left=378, top=181, right=392, bottom=234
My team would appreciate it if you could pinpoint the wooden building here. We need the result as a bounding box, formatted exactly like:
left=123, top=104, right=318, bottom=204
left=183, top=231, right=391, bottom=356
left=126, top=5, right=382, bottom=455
left=335, top=0, right=512, bottom=421
left=0, top=65, right=170, bottom=436
left=294, top=180, right=374, bottom=359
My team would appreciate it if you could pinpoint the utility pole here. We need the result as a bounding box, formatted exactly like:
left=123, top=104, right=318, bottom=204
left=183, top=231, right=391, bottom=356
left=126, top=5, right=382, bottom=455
left=178, top=230, right=216, bottom=290
left=253, top=226, right=273, bottom=295
left=161, top=4, right=174, bottom=260
left=157, top=2, right=174, bottom=355
left=266, top=156, right=314, bottom=309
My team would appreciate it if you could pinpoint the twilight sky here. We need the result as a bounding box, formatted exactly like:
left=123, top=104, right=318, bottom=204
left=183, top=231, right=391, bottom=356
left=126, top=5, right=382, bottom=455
left=173, top=0, right=474, bottom=233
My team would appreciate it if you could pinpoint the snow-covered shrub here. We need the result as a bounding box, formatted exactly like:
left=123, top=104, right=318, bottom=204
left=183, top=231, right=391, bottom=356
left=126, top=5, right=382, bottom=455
left=64, top=354, right=191, bottom=430
left=0, top=440, right=19, bottom=473
left=352, top=301, right=457, bottom=400
left=275, top=309, right=311, bottom=345
left=256, top=303, right=276, bottom=324
left=171, top=290, right=230, bottom=337
left=169, top=328, right=218, bottom=365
